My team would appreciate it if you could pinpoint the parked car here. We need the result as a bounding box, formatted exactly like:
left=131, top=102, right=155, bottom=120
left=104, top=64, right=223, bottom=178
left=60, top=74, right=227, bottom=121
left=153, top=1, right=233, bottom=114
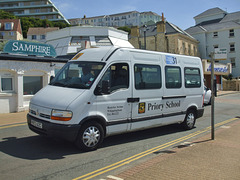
left=204, top=86, right=211, bottom=105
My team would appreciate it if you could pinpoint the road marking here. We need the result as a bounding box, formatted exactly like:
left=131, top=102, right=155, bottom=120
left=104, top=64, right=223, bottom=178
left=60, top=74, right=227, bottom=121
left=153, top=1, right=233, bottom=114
left=0, top=122, right=27, bottom=129
left=73, top=117, right=239, bottom=180
left=107, top=175, right=124, bottom=180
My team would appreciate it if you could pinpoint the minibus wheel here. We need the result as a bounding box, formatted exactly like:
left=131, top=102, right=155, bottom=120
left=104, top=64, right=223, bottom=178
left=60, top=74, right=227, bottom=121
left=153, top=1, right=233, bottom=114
left=75, top=121, right=104, bottom=151
left=181, top=110, right=196, bottom=130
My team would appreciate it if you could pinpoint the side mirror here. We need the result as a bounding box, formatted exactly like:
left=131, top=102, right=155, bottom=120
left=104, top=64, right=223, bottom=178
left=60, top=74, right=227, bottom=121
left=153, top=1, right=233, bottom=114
left=94, top=80, right=110, bottom=95
left=50, top=76, right=55, bottom=84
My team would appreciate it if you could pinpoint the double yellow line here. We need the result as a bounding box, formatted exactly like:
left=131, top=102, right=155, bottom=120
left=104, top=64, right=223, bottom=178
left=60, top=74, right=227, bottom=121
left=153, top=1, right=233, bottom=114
left=0, top=122, right=27, bottom=129
left=73, top=117, right=239, bottom=180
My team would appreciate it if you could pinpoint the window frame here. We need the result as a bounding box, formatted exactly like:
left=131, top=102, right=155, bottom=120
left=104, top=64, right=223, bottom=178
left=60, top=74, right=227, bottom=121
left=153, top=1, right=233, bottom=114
left=229, top=29, right=234, bottom=37
left=0, top=76, right=14, bottom=93
left=230, top=43, right=235, bottom=52
left=23, top=76, right=43, bottom=95
left=184, top=67, right=201, bottom=88
left=165, top=66, right=182, bottom=89
left=134, top=64, right=162, bottom=90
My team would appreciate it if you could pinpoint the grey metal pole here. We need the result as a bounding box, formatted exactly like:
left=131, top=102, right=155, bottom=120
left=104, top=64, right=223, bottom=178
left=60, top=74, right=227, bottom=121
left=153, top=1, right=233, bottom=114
left=210, top=52, right=215, bottom=140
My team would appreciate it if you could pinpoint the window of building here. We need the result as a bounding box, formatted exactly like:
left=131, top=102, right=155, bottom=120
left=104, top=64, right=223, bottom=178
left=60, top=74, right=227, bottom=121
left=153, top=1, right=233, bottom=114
left=70, top=36, right=90, bottom=46
left=1, top=77, right=13, bottom=92
left=165, top=66, right=182, bottom=89
left=23, top=76, right=43, bottom=95
left=213, top=32, right=218, bottom=37
left=229, top=29, right=234, bottom=37
left=230, top=58, right=236, bottom=68
left=32, top=35, right=37, bottom=40
left=184, top=68, right=201, bottom=88
left=40, top=35, right=45, bottom=39
left=95, top=36, right=112, bottom=46
left=135, top=64, right=161, bottom=90
left=4, top=22, right=13, bottom=30
left=230, top=43, right=235, bottom=52
left=214, top=45, right=219, bottom=49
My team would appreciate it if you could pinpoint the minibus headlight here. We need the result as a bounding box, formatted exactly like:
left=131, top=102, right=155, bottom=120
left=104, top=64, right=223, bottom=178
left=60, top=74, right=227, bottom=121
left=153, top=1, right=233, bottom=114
left=51, top=110, right=72, bottom=121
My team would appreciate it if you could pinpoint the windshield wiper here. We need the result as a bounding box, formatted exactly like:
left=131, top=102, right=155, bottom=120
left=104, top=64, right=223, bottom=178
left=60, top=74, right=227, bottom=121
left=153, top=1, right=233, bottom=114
left=50, top=82, right=66, bottom=87
left=65, top=83, right=88, bottom=89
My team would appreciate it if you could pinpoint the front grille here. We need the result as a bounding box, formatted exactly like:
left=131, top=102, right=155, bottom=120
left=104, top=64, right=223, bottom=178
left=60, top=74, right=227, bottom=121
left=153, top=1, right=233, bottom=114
left=40, top=113, right=51, bottom=119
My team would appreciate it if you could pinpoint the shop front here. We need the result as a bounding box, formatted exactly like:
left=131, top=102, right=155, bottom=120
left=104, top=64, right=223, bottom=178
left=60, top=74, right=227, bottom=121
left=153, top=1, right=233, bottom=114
left=0, top=40, right=67, bottom=113
left=202, top=59, right=232, bottom=91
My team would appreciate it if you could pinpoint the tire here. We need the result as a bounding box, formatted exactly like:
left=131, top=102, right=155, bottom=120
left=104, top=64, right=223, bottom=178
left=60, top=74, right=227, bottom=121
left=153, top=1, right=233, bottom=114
left=75, top=121, right=104, bottom=151
left=181, top=110, right=196, bottom=130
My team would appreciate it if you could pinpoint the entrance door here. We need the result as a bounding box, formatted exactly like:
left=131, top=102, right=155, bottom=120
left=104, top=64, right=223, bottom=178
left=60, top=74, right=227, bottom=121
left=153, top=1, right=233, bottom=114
left=95, top=62, right=132, bottom=134
left=131, top=62, right=164, bottom=130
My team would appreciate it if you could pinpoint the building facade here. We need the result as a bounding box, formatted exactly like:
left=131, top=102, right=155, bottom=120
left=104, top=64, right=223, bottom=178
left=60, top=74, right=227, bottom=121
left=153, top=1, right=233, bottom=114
left=0, top=0, right=69, bottom=24
left=129, top=20, right=199, bottom=56
left=46, top=26, right=134, bottom=56
left=0, top=19, right=23, bottom=42
left=27, top=27, right=59, bottom=43
left=186, top=7, right=240, bottom=78
left=68, top=11, right=161, bottom=27
left=0, top=53, right=67, bottom=113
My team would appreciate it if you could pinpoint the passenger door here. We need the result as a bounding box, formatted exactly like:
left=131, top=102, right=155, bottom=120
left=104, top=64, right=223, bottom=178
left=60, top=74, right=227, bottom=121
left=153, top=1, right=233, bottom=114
left=95, top=62, right=132, bottom=134
left=130, top=62, right=164, bottom=130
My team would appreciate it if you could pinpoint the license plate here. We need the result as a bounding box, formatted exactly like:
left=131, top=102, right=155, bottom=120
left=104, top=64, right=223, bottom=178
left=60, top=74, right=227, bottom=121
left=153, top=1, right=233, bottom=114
left=31, top=120, right=43, bottom=129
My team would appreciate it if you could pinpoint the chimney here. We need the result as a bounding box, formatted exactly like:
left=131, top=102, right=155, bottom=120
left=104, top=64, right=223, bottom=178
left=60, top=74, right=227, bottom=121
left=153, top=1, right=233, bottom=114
left=162, top=13, right=165, bottom=22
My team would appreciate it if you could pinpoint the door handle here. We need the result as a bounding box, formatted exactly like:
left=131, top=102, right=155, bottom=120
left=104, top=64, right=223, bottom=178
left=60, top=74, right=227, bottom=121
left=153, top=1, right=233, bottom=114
left=127, top=98, right=140, bottom=103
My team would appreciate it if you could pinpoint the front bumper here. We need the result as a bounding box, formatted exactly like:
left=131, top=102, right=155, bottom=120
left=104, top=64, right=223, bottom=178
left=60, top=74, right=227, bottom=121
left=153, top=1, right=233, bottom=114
left=27, top=114, right=81, bottom=142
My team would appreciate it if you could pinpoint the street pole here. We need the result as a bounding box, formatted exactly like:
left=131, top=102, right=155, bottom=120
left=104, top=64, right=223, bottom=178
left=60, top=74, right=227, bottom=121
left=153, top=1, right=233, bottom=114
left=143, top=25, right=147, bottom=50
left=210, top=52, right=215, bottom=140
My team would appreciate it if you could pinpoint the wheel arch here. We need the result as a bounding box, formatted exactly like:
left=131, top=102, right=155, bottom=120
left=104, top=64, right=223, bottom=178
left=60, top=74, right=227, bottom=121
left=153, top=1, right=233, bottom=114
left=79, top=115, right=107, bottom=136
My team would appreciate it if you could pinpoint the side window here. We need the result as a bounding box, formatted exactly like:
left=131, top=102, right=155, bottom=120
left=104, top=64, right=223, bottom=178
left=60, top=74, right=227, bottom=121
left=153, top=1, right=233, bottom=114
left=134, top=64, right=161, bottom=90
left=184, top=67, right=201, bottom=88
left=98, top=63, right=129, bottom=93
left=165, top=66, right=182, bottom=88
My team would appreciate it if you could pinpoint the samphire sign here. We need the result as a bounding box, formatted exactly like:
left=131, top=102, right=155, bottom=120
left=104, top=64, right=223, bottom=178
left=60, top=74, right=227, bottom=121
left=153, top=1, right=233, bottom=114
left=4, top=40, right=56, bottom=57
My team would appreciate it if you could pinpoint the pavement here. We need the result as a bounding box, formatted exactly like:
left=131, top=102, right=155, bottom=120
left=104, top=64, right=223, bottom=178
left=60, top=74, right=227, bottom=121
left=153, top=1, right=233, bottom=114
left=0, top=90, right=240, bottom=180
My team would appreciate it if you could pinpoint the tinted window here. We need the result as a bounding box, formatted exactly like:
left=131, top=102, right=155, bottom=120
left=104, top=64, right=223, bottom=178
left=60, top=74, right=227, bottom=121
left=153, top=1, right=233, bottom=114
left=134, top=64, right=161, bottom=90
left=165, top=66, right=182, bottom=88
left=184, top=68, right=201, bottom=88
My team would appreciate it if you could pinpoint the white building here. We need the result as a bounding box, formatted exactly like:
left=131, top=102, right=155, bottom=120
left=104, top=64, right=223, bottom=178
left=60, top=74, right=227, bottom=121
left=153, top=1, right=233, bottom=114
left=46, top=26, right=134, bottom=56
left=27, top=27, right=59, bottom=43
left=186, top=7, right=240, bottom=78
left=0, top=54, right=67, bottom=113
left=68, top=11, right=161, bottom=27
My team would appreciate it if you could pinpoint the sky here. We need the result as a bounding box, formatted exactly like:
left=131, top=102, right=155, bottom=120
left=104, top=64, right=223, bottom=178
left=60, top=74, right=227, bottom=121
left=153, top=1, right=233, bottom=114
left=51, top=0, right=240, bottom=30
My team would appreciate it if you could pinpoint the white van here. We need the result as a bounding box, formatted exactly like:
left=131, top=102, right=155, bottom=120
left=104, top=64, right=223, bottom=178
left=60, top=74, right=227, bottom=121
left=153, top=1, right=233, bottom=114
left=27, top=46, right=204, bottom=151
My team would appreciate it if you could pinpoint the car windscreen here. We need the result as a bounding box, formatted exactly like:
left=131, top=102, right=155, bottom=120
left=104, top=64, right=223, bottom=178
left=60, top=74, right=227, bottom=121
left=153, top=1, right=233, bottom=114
left=50, top=61, right=105, bottom=89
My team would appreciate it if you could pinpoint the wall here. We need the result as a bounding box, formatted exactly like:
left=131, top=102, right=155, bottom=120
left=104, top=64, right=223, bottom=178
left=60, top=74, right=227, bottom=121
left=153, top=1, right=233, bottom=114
left=0, top=60, right=65, bottom=113
left=223, top=79, right=240, bottom=91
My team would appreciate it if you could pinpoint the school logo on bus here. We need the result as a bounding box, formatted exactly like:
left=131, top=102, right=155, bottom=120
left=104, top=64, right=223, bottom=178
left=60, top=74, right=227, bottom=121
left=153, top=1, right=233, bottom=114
left=138, top=102, right=145, bottom=114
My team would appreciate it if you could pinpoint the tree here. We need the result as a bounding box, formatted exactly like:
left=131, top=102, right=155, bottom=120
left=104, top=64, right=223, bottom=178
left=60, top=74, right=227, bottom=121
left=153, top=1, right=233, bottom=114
left=117, top=26, right=131, bottom=34
left=0, top=10, right=70, bottom=38
left=0, top=10, right=16, bottom=19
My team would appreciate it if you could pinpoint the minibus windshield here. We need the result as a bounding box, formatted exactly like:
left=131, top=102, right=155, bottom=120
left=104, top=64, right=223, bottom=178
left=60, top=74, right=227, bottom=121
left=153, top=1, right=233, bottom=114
left=50, top=61, right=105, bottom=89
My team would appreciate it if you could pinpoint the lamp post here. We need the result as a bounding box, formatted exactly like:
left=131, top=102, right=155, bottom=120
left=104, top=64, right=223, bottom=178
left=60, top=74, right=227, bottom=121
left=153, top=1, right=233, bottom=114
left=143, top=25, right=147, bottom=50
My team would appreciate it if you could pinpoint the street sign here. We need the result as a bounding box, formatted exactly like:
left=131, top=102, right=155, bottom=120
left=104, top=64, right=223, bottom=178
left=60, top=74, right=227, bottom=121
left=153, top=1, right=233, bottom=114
left=214, top=48, right=227, bottom=60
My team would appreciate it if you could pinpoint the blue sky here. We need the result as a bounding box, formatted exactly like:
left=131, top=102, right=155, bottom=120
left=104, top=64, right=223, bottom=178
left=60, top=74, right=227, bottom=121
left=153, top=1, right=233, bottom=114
left=52, top=0, right=240, bottom=30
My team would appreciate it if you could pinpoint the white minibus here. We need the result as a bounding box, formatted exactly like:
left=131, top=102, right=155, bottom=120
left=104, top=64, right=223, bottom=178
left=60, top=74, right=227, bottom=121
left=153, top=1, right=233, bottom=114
left=28, top=46, right=204, bottom=151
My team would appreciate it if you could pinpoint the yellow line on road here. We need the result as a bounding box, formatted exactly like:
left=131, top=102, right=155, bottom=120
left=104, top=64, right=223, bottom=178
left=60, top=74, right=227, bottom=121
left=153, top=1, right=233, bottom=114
left=73, top=117, right=239, bottom=180
left=0, top=123, right=27, bottom=129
